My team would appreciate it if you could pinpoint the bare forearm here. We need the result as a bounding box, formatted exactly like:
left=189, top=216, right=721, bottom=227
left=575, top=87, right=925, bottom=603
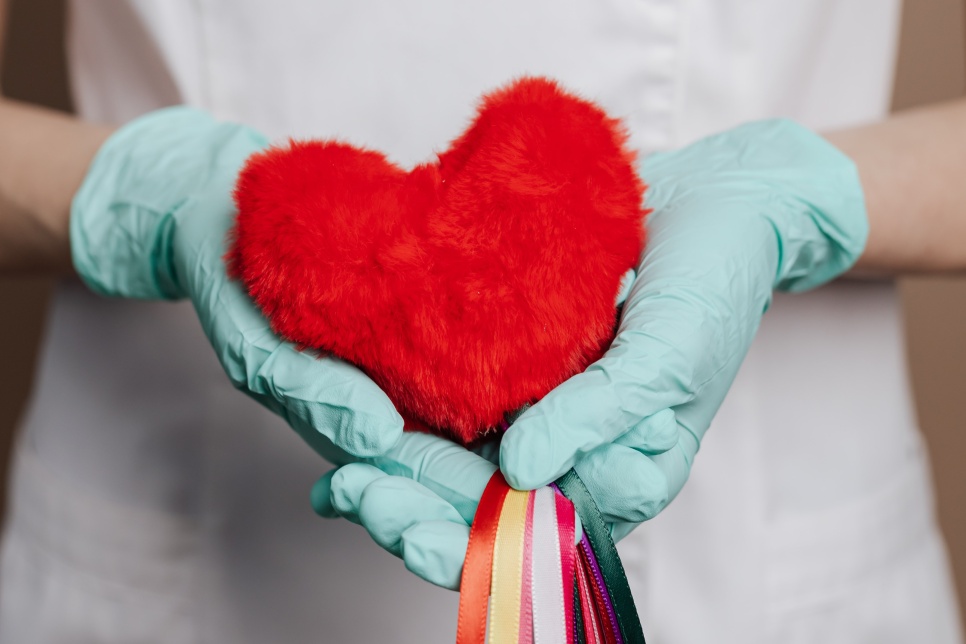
left=0, top=98, right=112, bottom=274
left=3, top=91, right=963, bottom=278
left=826, top=98, right=966, bottom=275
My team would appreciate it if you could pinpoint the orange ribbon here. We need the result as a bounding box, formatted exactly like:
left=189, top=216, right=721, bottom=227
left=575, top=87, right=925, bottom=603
left=456, top=472, right=512, bottom=644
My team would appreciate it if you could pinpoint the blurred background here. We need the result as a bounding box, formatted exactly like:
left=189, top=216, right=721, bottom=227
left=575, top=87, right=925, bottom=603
left=1, top=0, right=965, bottom=632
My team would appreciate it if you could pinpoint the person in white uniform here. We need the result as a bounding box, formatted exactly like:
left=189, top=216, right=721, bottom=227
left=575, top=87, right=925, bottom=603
left=0, top=2, right=964, bottom=643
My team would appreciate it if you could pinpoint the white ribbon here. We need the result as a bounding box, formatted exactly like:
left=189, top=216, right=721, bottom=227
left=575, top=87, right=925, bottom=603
left=530, top=486, right=567, bottom=643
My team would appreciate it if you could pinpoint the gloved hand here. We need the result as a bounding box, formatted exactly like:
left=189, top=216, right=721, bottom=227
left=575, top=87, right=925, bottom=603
left=313, top=428, right=663, bottom=590
left=499, top=119, right=868, bottom=537
left=312, top=432, right=497, bottom=590
left=71, top=107, right=403, bottom=458
left=315, top=119, right=869, bottom=588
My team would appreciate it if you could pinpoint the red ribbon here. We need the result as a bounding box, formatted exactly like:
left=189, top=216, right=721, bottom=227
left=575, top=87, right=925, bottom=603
left=456, top=472, right=512, bottom=644
left=555, top=492, right=577, bottom=641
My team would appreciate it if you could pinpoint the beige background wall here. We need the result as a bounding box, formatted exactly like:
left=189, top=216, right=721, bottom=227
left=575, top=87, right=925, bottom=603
left=1, top=0, right=965, bottom=630
left=0, top=0, right=65, bottom=520
left=892, top=0, right=966, bottom=631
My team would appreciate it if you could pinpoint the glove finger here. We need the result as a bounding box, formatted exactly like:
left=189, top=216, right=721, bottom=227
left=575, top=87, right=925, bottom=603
left=617, top=407, right=678, bottom=455
left=203, top=278, right=404, bottom=458
left=500, top=277, right=728, bottom=490
left=500, top=269, right=731, bottom=489
left=610, top=521, right=638, bottom=543
left=365, top=431, right=498, bottom=524
left=573, top=443, right=669, bottom=524
left=357, top=476, right=467, bottom=556
left=573, top=421, right=699, bottom=540
left=257, top=345, right=405, bottom=457
left=401, top=521, right=471, bottom=591
left=326, top=463, right=388, bottom=524
left=310, top=469, right=341, bottom=518
left=501, top=376, right=683, bottom=490
left=617, top=413, right=702, bottom=511
left=649, top=425, right=701, bottom=504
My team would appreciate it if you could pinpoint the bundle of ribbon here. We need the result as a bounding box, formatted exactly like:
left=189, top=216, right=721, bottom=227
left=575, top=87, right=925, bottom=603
left=457, top=470, right=646, bottom=644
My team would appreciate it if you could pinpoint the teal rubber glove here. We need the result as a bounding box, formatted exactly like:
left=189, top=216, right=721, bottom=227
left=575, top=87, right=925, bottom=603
left=71, top=107, right=403, bottom=458
left=312, top=433, right=497, bottom=590
left=313, top=428, right=663, bottom=590
left=498, top=119, right=868, bottom=536
left=314, top=119, right=869, bottom=588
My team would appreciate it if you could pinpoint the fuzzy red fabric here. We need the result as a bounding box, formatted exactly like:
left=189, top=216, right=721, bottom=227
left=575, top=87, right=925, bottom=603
left=229, top=77, right=646, bottom=445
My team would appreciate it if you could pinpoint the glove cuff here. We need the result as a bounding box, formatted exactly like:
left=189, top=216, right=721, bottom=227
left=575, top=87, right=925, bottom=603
left=759, top=120, right=870, bottom=292
left=641, top=119, right=869, bottom=294
left=713, top=120, right=869, bottom=292
left=70, top=106, right=268, bottom=299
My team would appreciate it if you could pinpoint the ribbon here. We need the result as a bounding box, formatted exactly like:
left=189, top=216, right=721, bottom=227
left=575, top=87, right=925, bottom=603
left=581, top=537, right=621, bottom=644
left=555, top=470, right=646, bottom=644
left=582, top=543, right=619, bottom=644
left=489, top=488, right=530, bottom=643
left=574, top=579, right=586, bottom=644
left=531, top=487, right=567, bottom=643
left=518, top=491, right=535, bottom=644
left=456, top=469, right=645, bottom=644
left=555, top=491, right=577, bottom=641
left=576, top=549, right=604, bottom=643
left=456, top=472, right=512, bottom=644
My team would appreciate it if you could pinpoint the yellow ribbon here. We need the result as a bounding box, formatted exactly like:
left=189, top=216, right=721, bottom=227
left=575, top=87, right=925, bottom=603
left=488, top=488, right=531, bottom=644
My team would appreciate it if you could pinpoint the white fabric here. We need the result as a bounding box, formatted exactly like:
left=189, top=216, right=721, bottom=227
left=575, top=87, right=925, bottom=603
left=530, top=487, right=566, bottom=644
left=1, top=1, right=961, bottom=642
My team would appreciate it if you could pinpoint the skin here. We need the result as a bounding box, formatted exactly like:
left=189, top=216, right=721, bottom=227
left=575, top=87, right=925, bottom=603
left=0, top=0, right=111, bottom=273
left=830, top=99, right=966, bottom=275
left=0, top=98, right=111, bottom=273
left=4, top=95, right=966, bottom=277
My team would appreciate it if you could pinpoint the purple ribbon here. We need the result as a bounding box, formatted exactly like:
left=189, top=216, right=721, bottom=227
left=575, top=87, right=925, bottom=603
left=580, top=535, right=623, bottom=644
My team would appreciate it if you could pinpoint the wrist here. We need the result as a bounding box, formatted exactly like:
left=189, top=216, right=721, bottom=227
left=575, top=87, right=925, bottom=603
left=0, top=98, right=112, bottom=275
left=759, top=120, right=869, bottom=291
left=642, top=119, right=869, bottom=293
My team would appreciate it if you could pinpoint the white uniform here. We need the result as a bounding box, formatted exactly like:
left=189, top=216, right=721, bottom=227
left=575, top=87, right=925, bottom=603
left=1, top=1, right=962, bottom=642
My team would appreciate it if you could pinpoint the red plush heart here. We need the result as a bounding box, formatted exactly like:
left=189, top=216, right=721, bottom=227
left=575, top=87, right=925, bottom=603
left=229, top=77, right=646, bottom=445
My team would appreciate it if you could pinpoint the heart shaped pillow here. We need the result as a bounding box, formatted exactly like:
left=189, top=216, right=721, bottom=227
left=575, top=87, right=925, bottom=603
left=229, top=77, right=646, bottom=445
